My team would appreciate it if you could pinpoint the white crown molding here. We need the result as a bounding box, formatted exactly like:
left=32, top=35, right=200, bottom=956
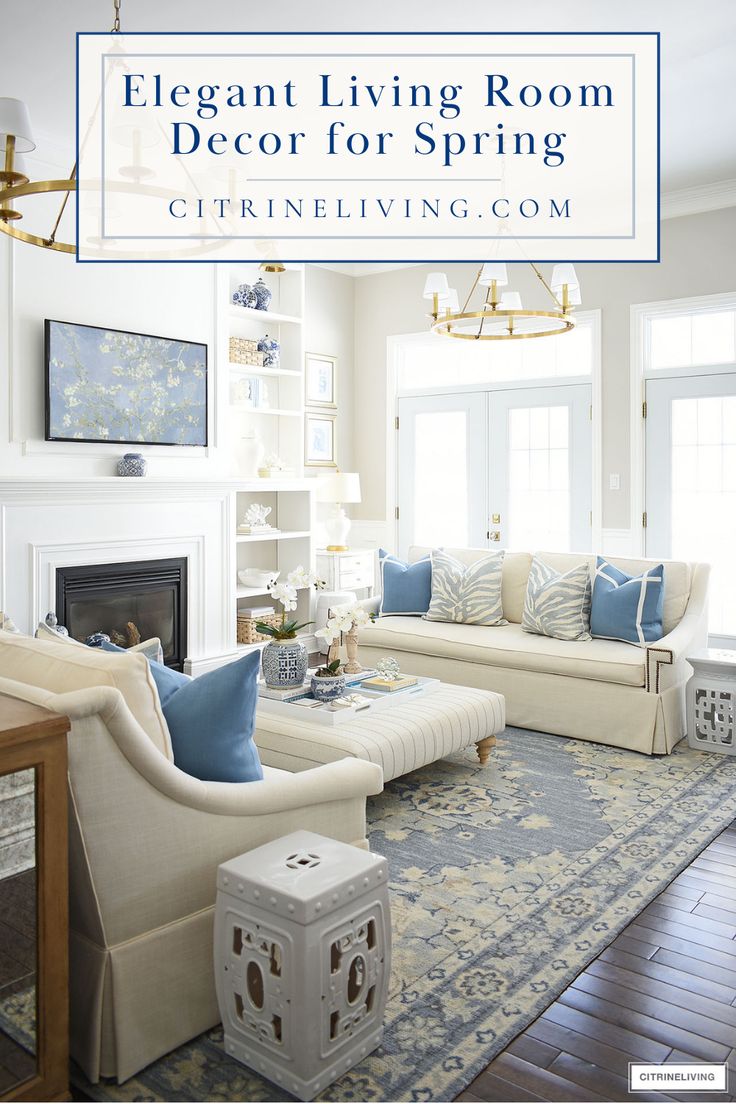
left=661, top=178, right=736, bottom=220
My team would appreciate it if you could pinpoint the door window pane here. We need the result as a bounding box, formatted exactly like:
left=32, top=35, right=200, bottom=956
left=649, top=310, right=736, bottom=371
left=413, top=411, right=468, bottom=546
left=508, top=406, right=569, bottom=550
left=670, top=396, right=736, bottom=636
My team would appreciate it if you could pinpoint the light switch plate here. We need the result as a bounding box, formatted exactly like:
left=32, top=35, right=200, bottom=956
left=609, top=473, right=621, bottom=491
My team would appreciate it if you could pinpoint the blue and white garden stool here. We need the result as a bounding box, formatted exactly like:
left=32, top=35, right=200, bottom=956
left=686, top=649, right=736, bottom=754
left=214, top=830, right=391, bottom=1101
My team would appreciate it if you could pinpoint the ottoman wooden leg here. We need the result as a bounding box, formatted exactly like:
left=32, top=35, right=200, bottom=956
left=476, top=734, right=496, bottom=765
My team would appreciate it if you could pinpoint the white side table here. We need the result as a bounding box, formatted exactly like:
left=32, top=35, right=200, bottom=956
left=686, top=649, right=736, bottom=754
left=214, top=830, right=391, bottom=1102
left=317, top=549, right=375, bottom=598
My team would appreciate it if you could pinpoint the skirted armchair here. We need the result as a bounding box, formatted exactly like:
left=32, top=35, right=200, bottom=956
left=0, top=672, right=383, bottom=1084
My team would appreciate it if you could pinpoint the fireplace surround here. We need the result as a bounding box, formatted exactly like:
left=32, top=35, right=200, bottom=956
left=56, top=557, right=188, bottom=670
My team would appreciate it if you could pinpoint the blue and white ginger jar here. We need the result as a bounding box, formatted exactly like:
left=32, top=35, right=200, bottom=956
left=257, top=334, right=280, bottom=368
left=233, top=283, right=257, bottom=308
left=252, top=277, right=272, bottom=311
left=117, top=452, right=147, bottom=477
left=262, top=638, right=308, bottom=689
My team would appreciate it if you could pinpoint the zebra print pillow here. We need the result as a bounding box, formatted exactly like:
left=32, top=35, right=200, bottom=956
left=425, top=549, right=507, bottom=626
left=522, top=557, right=592, bottom=641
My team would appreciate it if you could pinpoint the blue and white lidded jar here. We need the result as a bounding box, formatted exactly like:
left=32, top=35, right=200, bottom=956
left=252, top=277, right=272, bottom=311
left=233, top=283, right=258, bottom=308
left=117, top=452, right=148, bottom=477
left=257, top=334, right=280, bottom=368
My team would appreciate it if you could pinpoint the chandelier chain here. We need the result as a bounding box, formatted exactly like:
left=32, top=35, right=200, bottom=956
left=112, top=0, right=122, bottom=33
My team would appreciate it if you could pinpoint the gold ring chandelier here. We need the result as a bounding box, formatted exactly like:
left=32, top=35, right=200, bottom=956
left=424, top=261, right=581, bottom=341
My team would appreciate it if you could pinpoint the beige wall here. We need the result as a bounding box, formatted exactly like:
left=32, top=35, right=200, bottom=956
left=352, top=207, right=736, bottom=528
left=304, top=265, right=356, bottom=477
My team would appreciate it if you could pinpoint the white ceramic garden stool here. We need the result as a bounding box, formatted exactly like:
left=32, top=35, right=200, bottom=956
left=214, top=830, right=391, bottom=1102
left=686, top=648, right=736, bottom=754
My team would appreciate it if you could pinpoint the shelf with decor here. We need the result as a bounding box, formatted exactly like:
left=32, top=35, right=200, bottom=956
left=216, top=264, right=305, bottom=478
left=229, top=482, right=316, bottom=655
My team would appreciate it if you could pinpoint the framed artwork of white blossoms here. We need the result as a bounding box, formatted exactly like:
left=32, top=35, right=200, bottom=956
left=45, top=318, right=208, bottom=446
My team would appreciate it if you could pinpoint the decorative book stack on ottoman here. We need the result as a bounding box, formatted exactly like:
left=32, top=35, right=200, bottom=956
left=214, top=830, right=391, bottom=1102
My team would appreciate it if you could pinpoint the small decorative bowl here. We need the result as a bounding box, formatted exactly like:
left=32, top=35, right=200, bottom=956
left=238, top=569, right=279, bottom=589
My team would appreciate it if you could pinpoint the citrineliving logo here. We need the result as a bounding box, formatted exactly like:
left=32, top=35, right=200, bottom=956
left=75, top=31, right=659, bottom=263
left=629, top=1064, right=728, bottom=1093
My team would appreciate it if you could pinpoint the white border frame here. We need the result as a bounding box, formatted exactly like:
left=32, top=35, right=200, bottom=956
left=387, top=309, right=602, bottom=553
left=630, top=290, right=736, bottom=556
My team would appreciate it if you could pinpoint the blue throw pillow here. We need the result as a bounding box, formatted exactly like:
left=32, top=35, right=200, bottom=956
left=591, top=556, right=665, bottom=646
left=100, top=641, right=263, bottom=783
left=379, top=549, right=432, bottom=616
left=160, top=652, right=263, bottom=783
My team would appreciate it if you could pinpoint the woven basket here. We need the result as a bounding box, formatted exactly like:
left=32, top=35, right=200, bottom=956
left=237, top=612, right=281, bottom=645
left=229, top=336, right=265, bottom=367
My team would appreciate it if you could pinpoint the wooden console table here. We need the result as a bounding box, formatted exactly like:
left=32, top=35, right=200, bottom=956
left=0, top=695, right=70, bottom=1102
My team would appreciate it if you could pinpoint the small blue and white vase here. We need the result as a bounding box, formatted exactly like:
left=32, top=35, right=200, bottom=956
left=252, top=277, right=272, bottom=311
left=117, top=452, right=147, bottom=477
left=262, top=638, right=308, bottom=689
left=310, top=673, right=346, bottom=703
left=232, top=283, right=257, bottom=308
left=257, top=334, right=280, bottom=368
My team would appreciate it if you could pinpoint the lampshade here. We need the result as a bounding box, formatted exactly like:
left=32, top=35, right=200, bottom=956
left=443, top=288, right=460, bottom=312
left=550, top=263, right=580, bottom=292
left=316, top=472, right=362, bottom=504
left=0, top=98, right=35, bottom=153
left=565, top=285, right=582, bottom=306
left=478, top=263, right=508, bottom=287
left=500, top=291, right=523, bottom=310
left=423, top=272, right=450, bottom=299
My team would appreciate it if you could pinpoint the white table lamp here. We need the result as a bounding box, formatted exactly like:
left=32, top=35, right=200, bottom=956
left=317, top=472, right=361, bottom=551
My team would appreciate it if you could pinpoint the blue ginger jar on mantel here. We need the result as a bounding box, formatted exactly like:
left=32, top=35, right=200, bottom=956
left=257, top=334, right=280, bottom=368
left=232, top=283, right=257, bottom=308
left=117, top=452, right=148, bottom=477
left=252, top=277, right=272, bottom=311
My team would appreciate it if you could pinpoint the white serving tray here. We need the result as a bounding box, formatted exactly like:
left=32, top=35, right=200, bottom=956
left=256, top=676, right=440, bottom=726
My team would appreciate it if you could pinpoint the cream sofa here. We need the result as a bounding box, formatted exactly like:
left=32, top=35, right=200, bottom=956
left=0, top=634, right=383, bottom=1083
left=359, top=548, right=710, bottom=756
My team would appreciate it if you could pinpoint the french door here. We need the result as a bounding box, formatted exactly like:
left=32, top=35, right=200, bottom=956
left=488, top=385, right=592, bottom=551
left=397, top=384, right=592, bottom=557
left=645, top=371, right=736, bottom=646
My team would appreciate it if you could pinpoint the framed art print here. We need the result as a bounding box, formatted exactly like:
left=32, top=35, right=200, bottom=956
left=45, top=318, right=208, bottom=446
left=305, top=412, right=337, bottom=468
left=305, top=352, right=337, bottom=409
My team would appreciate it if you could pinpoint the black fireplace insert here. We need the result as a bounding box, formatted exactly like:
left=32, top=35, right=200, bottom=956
left=55, top=558, right=187, bottom=670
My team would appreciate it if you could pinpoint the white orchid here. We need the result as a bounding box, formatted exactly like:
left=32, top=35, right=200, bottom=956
left=315, top=623, right=341, bottom=646
left=286, top=565, right=324, bottom=590
left=318, top=601, right=373, bottom=643
left=268, top=581, right=298, bottom=612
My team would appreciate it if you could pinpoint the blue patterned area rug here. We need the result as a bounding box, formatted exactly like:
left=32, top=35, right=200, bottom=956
left=29, top=730, right=736, bottom=1100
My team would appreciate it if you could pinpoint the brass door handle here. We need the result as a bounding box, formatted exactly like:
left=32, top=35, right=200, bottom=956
left=490, top=531, right=501, bottom=541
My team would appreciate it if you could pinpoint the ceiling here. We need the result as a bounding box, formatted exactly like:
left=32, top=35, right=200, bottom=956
left=3, top=0, right=734, bottom=204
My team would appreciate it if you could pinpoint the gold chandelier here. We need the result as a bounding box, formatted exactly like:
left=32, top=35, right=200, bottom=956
left=0, top=0, right=126, bottom=254
left=424, top=262, right=581, bottom=341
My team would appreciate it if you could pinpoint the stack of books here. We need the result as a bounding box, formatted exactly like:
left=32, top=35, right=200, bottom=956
left=361, top=674, right=419, bottom=693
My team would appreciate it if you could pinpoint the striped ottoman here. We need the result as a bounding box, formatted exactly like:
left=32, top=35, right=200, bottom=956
left=253, top=683, right=505, bottom=782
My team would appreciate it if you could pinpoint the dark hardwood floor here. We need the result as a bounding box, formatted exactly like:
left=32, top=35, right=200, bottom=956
left=458, top=824, right=736, bottom=1103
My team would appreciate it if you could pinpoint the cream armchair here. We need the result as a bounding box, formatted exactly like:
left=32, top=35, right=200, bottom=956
left=0, top=675, right=383, bottom=1085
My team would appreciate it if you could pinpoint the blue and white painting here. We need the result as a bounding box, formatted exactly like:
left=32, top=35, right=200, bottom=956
left=46, top=320, right=207, bottom=446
